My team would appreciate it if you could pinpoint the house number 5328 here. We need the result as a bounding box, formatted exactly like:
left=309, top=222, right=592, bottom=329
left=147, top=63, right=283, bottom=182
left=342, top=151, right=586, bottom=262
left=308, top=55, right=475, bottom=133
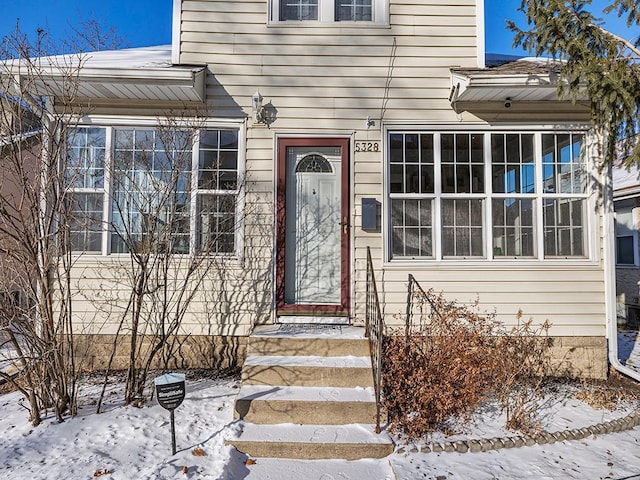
left=355, top=141, right=380, bottom=152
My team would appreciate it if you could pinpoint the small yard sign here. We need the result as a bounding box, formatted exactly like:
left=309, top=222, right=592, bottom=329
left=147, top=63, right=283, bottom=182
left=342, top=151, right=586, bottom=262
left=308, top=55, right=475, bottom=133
left=155, top=373, right=186, bottom=455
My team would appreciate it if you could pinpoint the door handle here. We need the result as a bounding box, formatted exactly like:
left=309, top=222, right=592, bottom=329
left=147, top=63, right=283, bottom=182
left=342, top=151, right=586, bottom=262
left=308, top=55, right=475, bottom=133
left=340, top=216, right=349, bottom=234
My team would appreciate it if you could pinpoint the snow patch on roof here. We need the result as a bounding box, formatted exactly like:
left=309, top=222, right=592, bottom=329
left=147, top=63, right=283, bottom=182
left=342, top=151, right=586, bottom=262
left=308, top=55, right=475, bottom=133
left=25, top=45, right=202, bottom=73
left=78, top=45, right=174, bottom=70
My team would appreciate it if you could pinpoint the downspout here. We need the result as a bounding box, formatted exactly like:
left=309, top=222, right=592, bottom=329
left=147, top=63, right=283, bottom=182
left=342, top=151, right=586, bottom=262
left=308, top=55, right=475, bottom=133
left=604, top=162, right=640, bottom=381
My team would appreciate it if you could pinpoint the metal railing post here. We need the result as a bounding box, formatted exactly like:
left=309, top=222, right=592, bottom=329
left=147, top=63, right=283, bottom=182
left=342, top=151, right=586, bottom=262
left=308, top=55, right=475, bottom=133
left=364, top=247, right=383, bottom=434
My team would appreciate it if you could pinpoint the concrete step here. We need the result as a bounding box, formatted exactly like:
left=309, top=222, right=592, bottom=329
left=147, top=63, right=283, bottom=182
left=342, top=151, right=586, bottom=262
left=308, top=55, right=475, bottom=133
left=241, top=354, right=374, bottom=387
left=234, top=385, right=378, bottom=425
left=249, top=325, right=370, bottom=357
left=227, top=422, right=394, bottom=460
left=223, top=455, right=396, bottom=480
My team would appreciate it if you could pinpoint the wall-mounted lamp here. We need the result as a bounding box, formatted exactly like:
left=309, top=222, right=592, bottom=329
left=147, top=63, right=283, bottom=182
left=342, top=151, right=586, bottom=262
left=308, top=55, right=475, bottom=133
left=252, top=90, right=265, bottom=123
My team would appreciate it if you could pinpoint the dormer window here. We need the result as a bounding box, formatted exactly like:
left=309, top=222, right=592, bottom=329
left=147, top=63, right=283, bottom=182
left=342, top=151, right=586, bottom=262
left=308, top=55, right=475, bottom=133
left=272, top=0, right=385, bottom=24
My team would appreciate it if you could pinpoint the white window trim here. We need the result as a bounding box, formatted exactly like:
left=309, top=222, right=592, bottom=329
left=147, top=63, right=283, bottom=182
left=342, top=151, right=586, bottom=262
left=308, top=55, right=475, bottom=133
left=269, top=0, right=388, bottom=25
left=67, top=117, right=246, bottom=261
left=171, top=0, right=181, bottom=64
left=382, top=125, right=599, bottom=266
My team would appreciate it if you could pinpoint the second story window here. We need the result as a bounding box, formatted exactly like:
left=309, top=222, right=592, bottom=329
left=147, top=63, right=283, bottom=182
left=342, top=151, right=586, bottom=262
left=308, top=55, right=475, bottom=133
left=281, top=0, right=318, bottom=21
left=272, top=0, right=383, bottom=23
left=336, top=0, right=372, bottom=21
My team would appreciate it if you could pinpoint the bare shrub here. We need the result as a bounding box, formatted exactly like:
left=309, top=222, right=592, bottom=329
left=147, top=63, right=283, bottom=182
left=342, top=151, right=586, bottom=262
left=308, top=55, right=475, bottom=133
left=493, top=311, right=551, bottom=433
left=382, top=289, right=551, bottom=438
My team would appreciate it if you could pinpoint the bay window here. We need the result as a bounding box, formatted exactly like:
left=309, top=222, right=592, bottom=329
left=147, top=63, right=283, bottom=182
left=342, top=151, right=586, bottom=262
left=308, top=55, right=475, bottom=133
left=387, top=130, right=589, bottom=261
left=65, top=125, right=242, bottom=256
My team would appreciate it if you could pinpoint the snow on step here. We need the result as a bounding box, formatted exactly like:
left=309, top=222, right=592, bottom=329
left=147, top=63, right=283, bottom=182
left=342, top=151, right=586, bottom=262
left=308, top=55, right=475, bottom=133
left=251, top=324, right=366, bottom=339
left=230, top=456, right=396, bottom=480
left=243, top=354, right=371, bottom=368
left=231, top=422, right=391, bottom=445
left=237, top=385, right=376, bottom=402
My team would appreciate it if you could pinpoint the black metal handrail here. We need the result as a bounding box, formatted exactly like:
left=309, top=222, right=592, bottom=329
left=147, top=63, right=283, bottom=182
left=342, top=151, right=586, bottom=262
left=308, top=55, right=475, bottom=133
left=405, top=273, right=442, bottom=335
left=365, top=246, right=383, bottom=434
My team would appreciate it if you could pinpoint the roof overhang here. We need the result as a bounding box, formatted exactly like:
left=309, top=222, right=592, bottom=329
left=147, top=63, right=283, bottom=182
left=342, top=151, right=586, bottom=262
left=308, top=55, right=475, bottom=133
left=613, top=165, right=640, bottom=201
left=3, top=46, right=206, bottom=106
left=449, top=59, right=589, bottom=116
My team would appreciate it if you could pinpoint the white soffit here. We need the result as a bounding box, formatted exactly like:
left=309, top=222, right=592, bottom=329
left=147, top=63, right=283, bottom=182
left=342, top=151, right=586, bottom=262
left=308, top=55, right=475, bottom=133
left=451, top=72, right=560, bottom=103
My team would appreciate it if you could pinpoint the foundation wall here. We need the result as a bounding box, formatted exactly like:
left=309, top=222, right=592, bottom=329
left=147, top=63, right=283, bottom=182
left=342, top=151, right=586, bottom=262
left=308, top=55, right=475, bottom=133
left=73, top=335, right=247, bottom=373
left=73, top=333, right=608, bottom=380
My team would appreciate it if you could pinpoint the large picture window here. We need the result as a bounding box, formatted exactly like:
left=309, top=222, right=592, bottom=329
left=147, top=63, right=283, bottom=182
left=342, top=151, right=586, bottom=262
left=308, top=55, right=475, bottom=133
left=387, top=130, right=589, bottom=261
left=65, top=125, right=242, bottom=256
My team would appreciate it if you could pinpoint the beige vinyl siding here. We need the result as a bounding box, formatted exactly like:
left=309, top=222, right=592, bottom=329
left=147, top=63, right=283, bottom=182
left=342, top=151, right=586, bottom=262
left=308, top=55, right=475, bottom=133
left=68, top=252, right=271, bottom=336
left=66, top=0, right=607, bottom=341
left=179, top=0, right=479, bottom=124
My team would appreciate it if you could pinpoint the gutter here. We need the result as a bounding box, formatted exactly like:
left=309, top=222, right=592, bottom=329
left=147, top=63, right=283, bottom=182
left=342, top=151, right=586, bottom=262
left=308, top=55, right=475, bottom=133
left=604, top=163, right=640, bottom=382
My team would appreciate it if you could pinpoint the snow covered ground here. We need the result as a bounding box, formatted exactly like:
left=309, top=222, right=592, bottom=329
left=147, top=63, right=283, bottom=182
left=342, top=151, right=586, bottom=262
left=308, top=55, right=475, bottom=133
left=0, top=331, right=639, bottom=480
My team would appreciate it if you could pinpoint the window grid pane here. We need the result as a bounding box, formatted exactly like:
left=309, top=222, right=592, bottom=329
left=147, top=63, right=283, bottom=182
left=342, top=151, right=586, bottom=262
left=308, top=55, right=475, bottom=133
left=492, top=198, right=535, bottom=257
left=66, top=127, right=105, bottom=189
left=69, top=193, right=103, bottom=252
left=491, top=134, right=535, bottom=194
left=441, top=133, right=484, bottom=194
left=281, top=0, right=318, bottom=20
left=543, top=198, right=585, bottom=257
left=336, top=0, right=372, bottom=21
left=199, top=130, right=239, bottom=191
left=542, top=133, right=586, bottom=194
left=389, top=133, right=434, bottom=194
left=390, top=199, right=433, bottom=258
left=66, top=127, right=107, bottom=252
left=197, top=194, right=237, bottom=254
left=441, top=199, right=484, bottom=257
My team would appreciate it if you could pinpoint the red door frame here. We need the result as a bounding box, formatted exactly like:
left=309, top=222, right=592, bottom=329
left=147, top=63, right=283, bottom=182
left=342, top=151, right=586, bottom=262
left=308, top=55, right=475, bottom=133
left=275, top=137, right=351, bottom=316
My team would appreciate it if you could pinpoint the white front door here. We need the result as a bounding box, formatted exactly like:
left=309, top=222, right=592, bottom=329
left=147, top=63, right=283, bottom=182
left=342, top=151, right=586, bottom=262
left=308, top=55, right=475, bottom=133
left=284, top=147, right=342, bottom=304
left=275, top=137, right=350, bottom=320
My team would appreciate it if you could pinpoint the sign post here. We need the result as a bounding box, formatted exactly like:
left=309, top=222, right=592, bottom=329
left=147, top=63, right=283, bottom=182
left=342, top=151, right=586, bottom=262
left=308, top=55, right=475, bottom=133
left=154, top=373, right=186, bottom=455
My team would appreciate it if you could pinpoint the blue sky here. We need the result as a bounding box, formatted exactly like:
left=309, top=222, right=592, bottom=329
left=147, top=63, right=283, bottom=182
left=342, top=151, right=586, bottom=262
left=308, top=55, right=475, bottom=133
left=0, top=0, right=638, bottom=56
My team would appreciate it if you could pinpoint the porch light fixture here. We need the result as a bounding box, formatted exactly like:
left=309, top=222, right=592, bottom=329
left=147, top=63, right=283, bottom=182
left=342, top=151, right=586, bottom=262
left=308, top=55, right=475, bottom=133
left=252, top=90, right=265, bottom=123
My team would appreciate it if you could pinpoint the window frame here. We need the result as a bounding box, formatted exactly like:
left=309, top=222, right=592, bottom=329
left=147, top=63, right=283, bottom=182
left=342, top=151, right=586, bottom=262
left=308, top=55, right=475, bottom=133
left=269, top=0, right=388, bottom=25
left=64, top=118, right=246, bottom=259
left=384, top=127, right=596, bottom=264
left=615, top=206, right=639, bottom=267
left=64, top=126, right=109, bottom=255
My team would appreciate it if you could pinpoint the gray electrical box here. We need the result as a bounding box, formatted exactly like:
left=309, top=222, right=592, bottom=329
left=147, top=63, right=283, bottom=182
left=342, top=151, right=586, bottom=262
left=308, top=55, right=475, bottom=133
left=362, top=198, right=379, bottom=231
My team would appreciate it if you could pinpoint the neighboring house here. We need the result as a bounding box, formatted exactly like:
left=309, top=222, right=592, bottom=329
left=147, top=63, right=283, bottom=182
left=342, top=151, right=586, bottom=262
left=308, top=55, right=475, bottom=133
left=613, top=164, right=640, bottom=329
left=2, top=0, right=619, bottom=378
left=0, top=99, right=40, bottom=320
